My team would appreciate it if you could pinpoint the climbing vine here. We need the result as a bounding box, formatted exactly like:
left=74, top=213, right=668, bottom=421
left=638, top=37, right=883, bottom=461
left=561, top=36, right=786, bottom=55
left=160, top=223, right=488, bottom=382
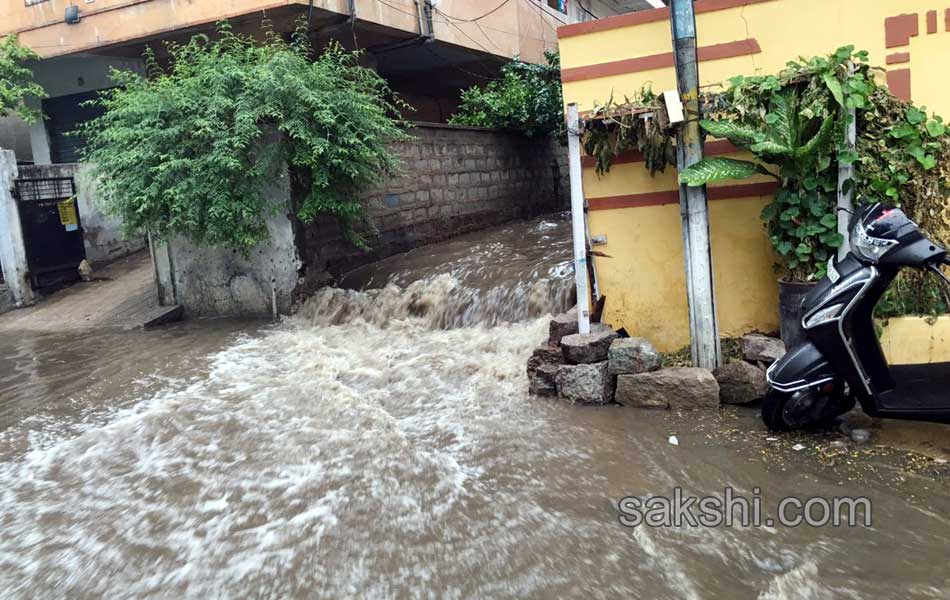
left=0, top=34, right=45, bottom=122
left=580, top=89, right=676, bottom=176
left=80, top=21, right=410, bottom=254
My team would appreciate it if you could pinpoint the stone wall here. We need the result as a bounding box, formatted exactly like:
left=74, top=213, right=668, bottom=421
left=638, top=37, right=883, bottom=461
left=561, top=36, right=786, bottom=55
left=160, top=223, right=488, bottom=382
left=0, top=149, right=34, bottom=308
left=152, top=172, right=300, bottom=318
left=294, top=123, right=569, bottom=292
left=148, top=125, right=568, bottom=318
left=17, top=163, right=146, bottom=265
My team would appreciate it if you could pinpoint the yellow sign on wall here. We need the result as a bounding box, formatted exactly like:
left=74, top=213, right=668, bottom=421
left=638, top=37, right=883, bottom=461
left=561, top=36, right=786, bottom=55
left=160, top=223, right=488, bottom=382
left=57, top=197, right=79, bottom=232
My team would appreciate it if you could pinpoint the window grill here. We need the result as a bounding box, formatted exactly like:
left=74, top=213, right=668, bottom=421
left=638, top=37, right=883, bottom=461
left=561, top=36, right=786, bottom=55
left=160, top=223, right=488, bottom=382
left=13, top=178, right=77, bottom=203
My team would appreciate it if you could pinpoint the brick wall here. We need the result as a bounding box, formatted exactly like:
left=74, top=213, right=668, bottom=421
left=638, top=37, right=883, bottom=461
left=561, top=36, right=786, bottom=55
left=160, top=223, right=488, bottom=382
left=294, top=123, right=569, bottom=292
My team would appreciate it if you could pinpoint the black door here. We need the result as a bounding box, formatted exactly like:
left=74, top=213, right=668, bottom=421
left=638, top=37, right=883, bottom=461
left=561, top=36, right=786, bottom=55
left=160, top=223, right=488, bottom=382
left=42, top=90, right=107, bottom=164
left=14, top=177, right=86, bottom=288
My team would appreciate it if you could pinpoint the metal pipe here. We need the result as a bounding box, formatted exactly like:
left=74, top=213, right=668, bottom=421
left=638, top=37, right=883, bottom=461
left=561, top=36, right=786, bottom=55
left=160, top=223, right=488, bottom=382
left=566, top=103, right=592, bottom=335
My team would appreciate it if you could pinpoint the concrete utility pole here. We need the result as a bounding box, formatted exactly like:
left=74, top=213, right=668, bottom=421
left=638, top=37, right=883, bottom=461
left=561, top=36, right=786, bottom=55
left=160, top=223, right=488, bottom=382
left=669, top=0, right=721, bottom=369
left=566, top=103, right=592, bottom=335
left=837, top=63, right=857, bottom=261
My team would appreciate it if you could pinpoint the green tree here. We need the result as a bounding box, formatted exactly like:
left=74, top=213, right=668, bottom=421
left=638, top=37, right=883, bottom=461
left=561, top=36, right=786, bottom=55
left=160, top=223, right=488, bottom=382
left=80, top=22, right=409, bottom=253
left=0, top=34, right=45, bottom=122
left=450, top=50, right=563, bottom=137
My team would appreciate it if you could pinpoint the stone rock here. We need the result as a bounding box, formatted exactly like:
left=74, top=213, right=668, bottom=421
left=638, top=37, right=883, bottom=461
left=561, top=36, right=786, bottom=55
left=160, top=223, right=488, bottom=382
left=527, top=343, right=564, bottom=397
left=78, top=259, right=93, bottom=282
left=850, top=428, right=871, bottom=444
left=556, top=362, right=614, bottom=405
left=741, top=334, right=786, bottom=364
left=528, top=363, right=559, bottom=396
left=560, top=324, right=618, bottom=364
left=608, top=337, right=660, bottom=375
left=548, top=310, right=578, bottom=345
left=713, top=361, right=768, bottom=404
left=615, top=367, right=719, bottom=410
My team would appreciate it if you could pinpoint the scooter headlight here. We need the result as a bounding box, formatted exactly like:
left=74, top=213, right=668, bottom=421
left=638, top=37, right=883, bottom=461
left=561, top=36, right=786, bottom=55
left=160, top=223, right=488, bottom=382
left=803, top=303, right=844, bottom=329
left=851, top=219, right=898, bottom=263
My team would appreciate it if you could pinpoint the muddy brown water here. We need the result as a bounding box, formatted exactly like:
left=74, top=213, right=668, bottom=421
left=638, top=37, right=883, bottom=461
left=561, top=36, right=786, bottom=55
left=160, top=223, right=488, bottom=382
left=1, top=216, right=950, bottom=598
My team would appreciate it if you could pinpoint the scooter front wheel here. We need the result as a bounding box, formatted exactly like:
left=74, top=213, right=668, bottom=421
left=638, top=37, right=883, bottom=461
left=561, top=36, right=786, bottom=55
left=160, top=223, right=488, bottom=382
left=762, top=387, right=854, bottom=431
left=762, top=389, right=794, bottom=431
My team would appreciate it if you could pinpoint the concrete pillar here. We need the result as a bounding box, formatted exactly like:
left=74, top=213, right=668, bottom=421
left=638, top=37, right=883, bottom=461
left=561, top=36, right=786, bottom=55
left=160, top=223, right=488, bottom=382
left=0, top=149, right=36, bottom=307
left=149, top=234, right=177, bottom=307
left=25, top=97, right=52, bottom=166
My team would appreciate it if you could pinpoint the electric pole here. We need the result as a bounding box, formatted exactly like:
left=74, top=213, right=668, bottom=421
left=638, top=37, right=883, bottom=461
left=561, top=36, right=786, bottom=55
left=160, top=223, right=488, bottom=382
left=670, top=0, right=721, bottom=369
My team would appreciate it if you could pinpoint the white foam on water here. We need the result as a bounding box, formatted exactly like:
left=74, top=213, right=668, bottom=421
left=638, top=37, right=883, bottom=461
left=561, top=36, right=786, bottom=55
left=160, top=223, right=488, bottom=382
left=1, top=310, right=622, bottom=597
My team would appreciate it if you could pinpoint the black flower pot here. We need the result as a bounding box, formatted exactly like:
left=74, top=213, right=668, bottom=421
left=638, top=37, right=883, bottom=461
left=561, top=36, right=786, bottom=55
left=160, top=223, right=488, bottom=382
left=778, top=279, right=816, bottom=348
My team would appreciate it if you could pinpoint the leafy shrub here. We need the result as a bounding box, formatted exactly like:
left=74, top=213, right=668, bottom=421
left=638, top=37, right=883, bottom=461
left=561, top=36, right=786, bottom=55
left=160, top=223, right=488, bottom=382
left=80, top=22, right=409, bottom=253
left=0, top=34, right=45, bottom=122
left=450, top=50, right=563, bottom=138
left=680, top=47, right=950, bottom=291
left=679, top=48, right=857, bottom=281
left=857, top=88, right=950, bottom=317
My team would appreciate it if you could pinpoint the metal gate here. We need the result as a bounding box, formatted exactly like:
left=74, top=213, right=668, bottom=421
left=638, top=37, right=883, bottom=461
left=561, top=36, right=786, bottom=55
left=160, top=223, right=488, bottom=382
left=14, top=177, right=86, bottom=289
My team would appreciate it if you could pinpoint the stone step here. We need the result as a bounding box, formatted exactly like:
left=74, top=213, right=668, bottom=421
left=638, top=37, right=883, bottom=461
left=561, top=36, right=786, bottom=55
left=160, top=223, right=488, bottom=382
left=142, top=304, right=184, bottom=329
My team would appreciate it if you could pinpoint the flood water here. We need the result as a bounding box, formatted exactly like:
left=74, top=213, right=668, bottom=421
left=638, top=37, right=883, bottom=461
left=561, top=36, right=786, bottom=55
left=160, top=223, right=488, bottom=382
left=1, top=216, right=950, bottom=598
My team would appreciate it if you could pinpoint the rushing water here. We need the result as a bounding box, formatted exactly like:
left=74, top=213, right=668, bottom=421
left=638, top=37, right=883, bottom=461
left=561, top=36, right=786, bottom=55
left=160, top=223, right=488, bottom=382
left=1, top=216, right=950, bottom=599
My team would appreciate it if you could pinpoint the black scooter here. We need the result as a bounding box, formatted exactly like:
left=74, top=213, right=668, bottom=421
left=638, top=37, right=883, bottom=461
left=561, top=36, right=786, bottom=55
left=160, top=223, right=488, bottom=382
left=764, top=202, right=950, bottom=431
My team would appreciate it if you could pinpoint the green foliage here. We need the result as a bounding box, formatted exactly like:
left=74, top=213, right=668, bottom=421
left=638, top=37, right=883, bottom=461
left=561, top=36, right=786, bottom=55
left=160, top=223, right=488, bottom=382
left=582, top=44, right=950, bottom=314
left=856, top=87, right=950, bottom=317
left=580, top=89, right=675, bottom=176
left=80, top=22, right=409, bottom=253
left=681, top=47, right=867, bottom=281
left=677, top=157, right=773, bottom=186
left=0, top=34, right=45, bottom=123
left=450, top=50, right=563, bottom=137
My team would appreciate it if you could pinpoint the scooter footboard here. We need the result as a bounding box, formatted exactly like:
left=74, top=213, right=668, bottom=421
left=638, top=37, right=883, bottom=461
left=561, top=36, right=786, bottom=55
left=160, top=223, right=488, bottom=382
left=766, top=342, right=838, bottom=393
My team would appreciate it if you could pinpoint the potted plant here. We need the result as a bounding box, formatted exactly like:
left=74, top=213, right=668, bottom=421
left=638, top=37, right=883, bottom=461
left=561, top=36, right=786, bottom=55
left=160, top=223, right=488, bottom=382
left=679, top=51, right=854, bottom=346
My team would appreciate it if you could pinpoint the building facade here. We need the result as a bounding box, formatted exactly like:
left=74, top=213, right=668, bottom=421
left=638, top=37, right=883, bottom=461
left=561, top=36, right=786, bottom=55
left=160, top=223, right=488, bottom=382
left=0, top=0, right=652, bottom=164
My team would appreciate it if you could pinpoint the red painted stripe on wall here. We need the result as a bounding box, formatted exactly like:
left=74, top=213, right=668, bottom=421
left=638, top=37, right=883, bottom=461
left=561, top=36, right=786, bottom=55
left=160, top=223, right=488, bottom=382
left=587, top=182, right=779, bottom=211
left=928, top=10, right=938, bottom=34
left=561, top=39, right=761, bottom=83
left=557, top=0, right=776, bottom=39
left=887, top=68, right=912, bottom=101
left=580, top=140, right=740, bottom=168
left=885, top=13, right=919, bottom=48
left=886, top=52, right=911, bottom=65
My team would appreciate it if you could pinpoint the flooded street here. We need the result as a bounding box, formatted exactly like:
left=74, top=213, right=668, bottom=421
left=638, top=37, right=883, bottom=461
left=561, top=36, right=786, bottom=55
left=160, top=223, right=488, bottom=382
left=2, top=216, right=950, bottom=598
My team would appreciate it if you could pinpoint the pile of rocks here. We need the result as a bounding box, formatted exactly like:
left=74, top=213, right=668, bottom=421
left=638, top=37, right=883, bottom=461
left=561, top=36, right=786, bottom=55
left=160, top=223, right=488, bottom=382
left=527, top=310, right=787, bottom=410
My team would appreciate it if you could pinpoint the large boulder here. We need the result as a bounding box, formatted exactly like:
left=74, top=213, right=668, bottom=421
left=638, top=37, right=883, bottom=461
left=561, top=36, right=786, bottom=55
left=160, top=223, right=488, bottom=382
left=560, top=324, right=618, bottom=364
left=608, top=337, right=661, bottom=375
left=527, top=343, right=564, bottom=397
left=556, top=362, right=614, bottom=405
left=741, top=334, right=786, bottom=364
left=615, top=367, right=719, bottom=410
left=713, top=361, right=768, bottom=404
left=548, top=310, right=579, bottom=345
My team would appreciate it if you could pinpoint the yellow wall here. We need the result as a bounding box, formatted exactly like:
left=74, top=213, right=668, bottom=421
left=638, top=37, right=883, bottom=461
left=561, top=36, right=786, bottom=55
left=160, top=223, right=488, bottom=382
left=880, top=317, right=950, bottom=365
left=559, top=0, right=950, bottom=351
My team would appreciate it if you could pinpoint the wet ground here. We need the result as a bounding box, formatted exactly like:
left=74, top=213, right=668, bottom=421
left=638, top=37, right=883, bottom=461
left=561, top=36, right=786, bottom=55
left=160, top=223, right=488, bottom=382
left=0, top=251, right=169, bottom=333
left=1, top=216, right=949, bottom=598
